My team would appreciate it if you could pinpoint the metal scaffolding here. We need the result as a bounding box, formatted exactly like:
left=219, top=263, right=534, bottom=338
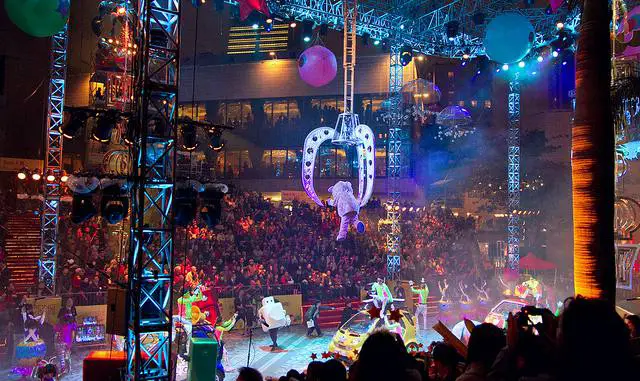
left=127, top=0, right=180, bottom=379
left=385, top=42, right=403, bottom=277
left=39, top=26, right=69, bottom=295
left=507, top=75, right=521, bottom=270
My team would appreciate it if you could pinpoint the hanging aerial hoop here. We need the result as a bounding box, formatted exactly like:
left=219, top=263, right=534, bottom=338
left=302, top=0, right=375, bottom=207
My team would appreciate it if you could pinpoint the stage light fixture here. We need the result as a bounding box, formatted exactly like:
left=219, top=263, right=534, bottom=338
left=92, top=110, right=119, bottom=143
left=289, top=18, right=297, bottom=28
left=462, top=53, right=470, bottom=60
left=302, top=20, right=313, bottom=42
left=303, top=36, right=311, bottom=42
left=200, top=183, right=228, bottom=228
left=180, top=123, right=199, bottom=151
left=562, top=61, right=567, bottom=66
left=518, top=61, right=525, bottom=68
left=373, top=39, right=380, bottom=46
left=445, top=21, right=459, bottom=41
left=264, top=18, right=273, bottom=32
left=72, top=193, right=97, bottom=224
left=552, top=50, right=559, bottom=58
left=60, top=110, right=89, bottom=139
left=124, top=117, right=136, bottom=146
left=17, top=168, right=27, bottom=180
left=175, top=184, right=198, bottom=227
left=532, top=71, right=537, bottom=75
left=400, top=45, right=413, bottom=67
left=502, top=64, right=509, bottom=71
left=101, top=184, right=129, bottom=224
left=252, top=23, right=259, bottom=30
left=32, top=170, right=42, bottom=181
left=207, top=127, right=225, bottom=151
left=46, top=170, right=56, bottom=182
left=60, top=171, right=69, bottom=183
left=556, top=21, right=564, bottom=30
left=417, top=55, right=425, bottom=62
left=537, top=55, right=544, bottom=62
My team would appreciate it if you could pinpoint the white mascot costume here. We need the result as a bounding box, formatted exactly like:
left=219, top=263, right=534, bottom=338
left=327, top=181, right=365, bottom=241
left=258, top=297, right=291, bottom=351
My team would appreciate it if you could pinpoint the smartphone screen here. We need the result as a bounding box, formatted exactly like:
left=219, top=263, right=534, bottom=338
left=528, top=314, right=543, bottom=325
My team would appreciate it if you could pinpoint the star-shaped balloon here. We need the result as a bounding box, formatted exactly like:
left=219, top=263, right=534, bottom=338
left=310, top=353, right=317, bottom=360
left=389, top=309, right=402, bottom=322
left=352, top=349, right=359, bottom=356
left=321, top=352, right=331, bottom=359
left=237, top=0, right=270, bottom=21
left=367, top=305, right=381, bottom=320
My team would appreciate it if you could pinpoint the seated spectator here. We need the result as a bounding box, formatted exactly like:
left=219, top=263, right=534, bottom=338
left=430, top=342, right=462, bottom=381
left=625, top=314, right=640, bottom=357
left=457, top=323, right=505, bottom=381
left=349, top=330, right=421, bottom=381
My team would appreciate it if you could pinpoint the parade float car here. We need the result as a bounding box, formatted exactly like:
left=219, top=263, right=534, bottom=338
left=328, top=309, right=417, bottom=361
left=483, top=299, right=527, bottom=329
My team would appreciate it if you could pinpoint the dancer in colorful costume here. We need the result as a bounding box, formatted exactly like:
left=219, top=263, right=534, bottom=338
left=327, top=181, right=365, bottom=241
left=15, top=304, right=47, bottom=368
left=56, top=298, right=77, bottom=352
left=409, top=279, right=429, bottom=330
left=174, top=287, right=206, bottom=337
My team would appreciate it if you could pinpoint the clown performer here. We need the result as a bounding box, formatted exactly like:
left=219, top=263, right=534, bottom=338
left=409, top=279, right=429, bottom=330
left=370, top=277, right=395, bottom=318
left=327, top=181, right=366, bottom=241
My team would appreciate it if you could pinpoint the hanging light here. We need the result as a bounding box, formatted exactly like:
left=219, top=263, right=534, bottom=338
left=60, top=171, right=69, bottom=183
left=17, top=167, right=28, bottom=180
left=124, top=117, right=136, bottom=146
left=181, top=123, right=199, bottom=151
left=175, top=183, right=199, bottom=227
left=207, top=127, right=225, bottom=151
left=46, top=170, right=56, bottom=182
left=31, top=169, right=42, bottom=181
left=71, top=193, right=97, bottom=224
left=60, top=110, right=89, bottom=139
left=92, top=110, right=119, bottom=143
left=400, top=45, right=413, bottom=66
left=101, top=183, right=129, bottom=224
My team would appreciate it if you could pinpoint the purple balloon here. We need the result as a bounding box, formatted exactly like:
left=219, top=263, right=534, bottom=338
left=298, top=45, right=337, bottom=87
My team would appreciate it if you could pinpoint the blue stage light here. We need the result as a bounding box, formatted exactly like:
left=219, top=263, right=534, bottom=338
left=518, top=61, right=525, bottom=68
left=537, top=56, right=544, bottom=62
left=374, top=39, right=380, bottom=46
left=552, top=50, right=559, bottom=58
left=502, top=64, right=509, bottom=71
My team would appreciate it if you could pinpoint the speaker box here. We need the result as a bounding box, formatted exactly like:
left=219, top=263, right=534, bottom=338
left=83, top=350, right=126, bottom=381
left=106, top=287, right=127, bottom=336
left=187, top=337, right=218, bottom=381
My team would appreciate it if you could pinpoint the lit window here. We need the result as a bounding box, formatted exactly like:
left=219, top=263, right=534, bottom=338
left=471, top=100, right=478, bottom=107
left=458, top=101, right=465, bottom=107
left=448, top=71, right=454, bottom=78
left=484, top=100, right=492, bottom=109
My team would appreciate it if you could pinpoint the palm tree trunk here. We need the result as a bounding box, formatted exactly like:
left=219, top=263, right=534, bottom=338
left=572, top=0, right=615, bottom=302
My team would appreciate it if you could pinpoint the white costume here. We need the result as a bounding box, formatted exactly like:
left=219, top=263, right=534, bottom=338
left=327, top=181, right=365, bottom=241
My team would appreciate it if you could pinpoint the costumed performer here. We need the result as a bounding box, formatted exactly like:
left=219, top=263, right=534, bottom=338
left=438, top=279, right=449, bottom=303
left=327, top=181, right=365, bottom=241
left=56, top=298, right=77, bottom=353
left=174, top=287, right=206, bottom=337
left=214, top=313, right=239, bottom=379
left=258, top=296, right=291, bottom=351
left=304, top=300, right=335, bottom=337
left=409, top=279, right=429, bottom=330
left=15, top=304, right=47, bottom=368
left=371, top=277, right=394, bottom=317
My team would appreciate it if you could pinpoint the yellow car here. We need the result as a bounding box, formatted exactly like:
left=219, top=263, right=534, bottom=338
left=328, top=309, right=418, bottom=361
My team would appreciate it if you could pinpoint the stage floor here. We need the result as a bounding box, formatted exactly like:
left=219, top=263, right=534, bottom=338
left=0, top=326, right=441, bottom=380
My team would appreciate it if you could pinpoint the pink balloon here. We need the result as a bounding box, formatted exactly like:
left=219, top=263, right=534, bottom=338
left=298, top=45, right=337, bottom=87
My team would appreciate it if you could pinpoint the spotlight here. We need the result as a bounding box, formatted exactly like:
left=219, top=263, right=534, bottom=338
left=374, top=39, right=380, bottom=46
left=518, top=61, right=525, bottom=68
left=532, top=71, right=537, bottom=75
left=302, top=20, right=313, bottom=42
left=207, top=127, right=225, bottom=151
left=266, top=18, right=273, bottom=24
left=400, top=24, right=405, bottom=30
left=92, top=109, right=119, bottom=143
left=17, top=167, right=27, bottom=180
left=264, top=18, right=273, bottom=32
left=496, top=68, right=501, bottom=73
left=417, top=55, right=425, bottom=62
left=552, top=50, right=559, bottom=57
left=289, top=17, right=297, bottom=28
left=462, top=53, right=470, bottom=60
left=180, top=123, right=198, bottom=151
left=477, top=70, right=482, bottom=75
left=562, top=61, right=567, bottom=66
left=400, top=45, right=413, bottom=67
left=502, top=64, right=509, bottom=71
left=556, top=21, right=564, bottom=30
left=537, top=55, right=544, bottom=62
left=252, top=23, right=259, bottom=30
left=71, top=193, right=97, bottom=224
left=461, top=61, right=467, bottom=66
left=445, top=21, right=459, bottom=41
left=60, top=109, right=89, bottom=139
left=269, top=51, right=276, bottom=57
left=46, top=170, right=56, bottom=182
left=32, top=170, right=42, bottom=181
left=101, top=184, right=129, bottom=224
left=60, top=171, right=69, bottom=183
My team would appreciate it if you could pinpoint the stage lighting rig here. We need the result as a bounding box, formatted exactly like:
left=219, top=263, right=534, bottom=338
left=400, top=45, right=413, bottom=67
left=17, top=167, right=27, bottom=180
left=445, top=21, right=459, bottom=41
left=100, top=180, right=130, bottom=224
left=60, top=107, right=92, bottom=139
left=200, top=183, right=228, bottom=228
left=179, top=118, right=199, bottom=151
left=174, top=181, right=201, bottom=227
left=92, top=109, right=120, bottom=143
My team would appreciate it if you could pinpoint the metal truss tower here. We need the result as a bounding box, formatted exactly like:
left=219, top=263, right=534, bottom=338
left=386, top=43, right=403, bottom=277
left=127, top=1, right=180, bottom=379
left=39, top=26, right=69, bottom=295
left=507, top=75, right=521, bottom=270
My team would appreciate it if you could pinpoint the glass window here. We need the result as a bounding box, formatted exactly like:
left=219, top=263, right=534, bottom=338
left=215, top=150, right=226, bottom=177
left=288, top=99, right=300, bottom=124
left=240, top=102, right=252, bottom=128
left=458, top=100, right=465, bottom=107
left=273, top=100, right=288, bottom=128
left=484, top=100, right=492, bottom=109
left=264, top=102, right=274, bottom=127
left=179, top=103, right=206, bottom=121
left=286, top=149, right=302, bottom=179
left=225, top=151, right=240, bottom=178
left=336, top=148, right=351, bottom=178
left=375, top=147, right=387, bottom=177
left=240, top=150, right=252, bottom=177
left=271, top=150, right=287, bottom=177
left=215, top=103, right=226, bottom=124
left=261, top=150, right=272, bottom=169
left=317, top=146, right=336, bottom=178
left=227, top=103, right=241, bottom=128
left=448, top=71, right=455, bottom=79
left=471, top=100, right=478, bottom=108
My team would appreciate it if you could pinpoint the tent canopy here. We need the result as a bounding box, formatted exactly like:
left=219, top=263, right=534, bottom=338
left=520, top=253, right=557, bottom=271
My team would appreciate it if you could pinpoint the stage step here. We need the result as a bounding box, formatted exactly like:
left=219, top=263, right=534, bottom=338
left=3, top=213, right=41, bottom=293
